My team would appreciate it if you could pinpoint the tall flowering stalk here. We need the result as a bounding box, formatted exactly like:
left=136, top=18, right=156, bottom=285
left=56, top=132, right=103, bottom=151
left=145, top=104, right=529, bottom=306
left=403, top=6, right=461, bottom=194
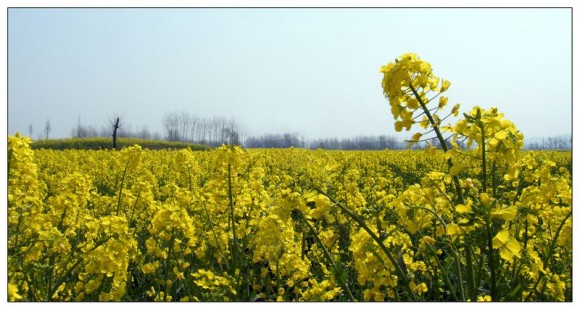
left=378, top=53, right=570, bottom=301
left=380, top=53, right=463, bottom=202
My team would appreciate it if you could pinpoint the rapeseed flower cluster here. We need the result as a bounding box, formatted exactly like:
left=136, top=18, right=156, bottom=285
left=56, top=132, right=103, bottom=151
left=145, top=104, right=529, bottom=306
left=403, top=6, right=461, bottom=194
left=379, top=53, right=571, bottom=301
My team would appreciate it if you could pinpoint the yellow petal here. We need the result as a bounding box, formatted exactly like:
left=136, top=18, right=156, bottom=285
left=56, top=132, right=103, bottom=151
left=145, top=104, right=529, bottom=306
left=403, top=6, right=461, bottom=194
left=501, top=206, right=518, bottom=221
left=407, top=221, right=419, bottom=234
left=506, top=239, right=521, bottom=258
left=407, top=99, right=419, bottom=110
left=504, top=166, right=519, bottom=181
left=395, top=121, right=404, bottom=132
left=447, top=223, right=463, bottom=235
left=480, top=193, right=491, bottom=206
left=439, top=96, right=449, bottom=108
left=492, top=230, right=510, bottom=249
left=451, top=104, right=460, bottom=116
left=456, top=203, right=471, bottom=214
left=8, top=283, right=23, bottom=301
left=499, top=247, right=515, bottom=261
left=441, top=80, right=451, bottom=92
left=494, top=130, right=508, bottom=140
left=491, top=206, right=518, bottom=221
left=449, top=162, right=463, bottom=176
left=412, top=132, right=423, bottom=142
left=421, top=236, right=436, bottom=245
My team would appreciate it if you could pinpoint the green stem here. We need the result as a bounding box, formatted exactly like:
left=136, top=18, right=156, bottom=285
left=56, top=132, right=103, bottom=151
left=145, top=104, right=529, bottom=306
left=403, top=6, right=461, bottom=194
left=465, top=242, right=477, bottom=301
left=485, top=218, right=497, bottom=300
left=542, top=210, right=571, bottom=267
left=491, top=161, right=497, bottom=198
left=408, top=206, right=447, bottom=230
left=301, top=229, right=306, bottom=261
left=298, top=211, right=355, bottom=301
left=201, top=203, right=228, bottom=271
left=163, top=233, right=175, bottom=302
left=511, top=219, right=529, bottom=300
left=186, top=166, right=193, bottom=191
left=48, top=254, right=55, bottom=300
left=116, top=163, right=129, bottom=216
left=320, top=189, right=418, bottom=301
left=12, top=205, right=25, bottom=247
left=455, top=251, right=466, bottom=301
left=275, top=257, right=281, bottom=297
left=171, top=252, right=193, bottom=300
left=128, top=188, right=142, bottom=225
left=228, top=163, right=238, bottom=273
left=410, top=84, right=448, bottom=152
left=410, top=84, right=464, bottom=204
left=48, top=235, right=113, bottom=298
left=478, top=122, right=488, bottom=193
left=426, top=244, right=459, bottom=301
left=48, top=258, right=83, bottom=298
left=524, top=210, right=571, bottom=301
left=432, top=221, right=440, bottom=301
left=475, top=119, right=497, bottom=301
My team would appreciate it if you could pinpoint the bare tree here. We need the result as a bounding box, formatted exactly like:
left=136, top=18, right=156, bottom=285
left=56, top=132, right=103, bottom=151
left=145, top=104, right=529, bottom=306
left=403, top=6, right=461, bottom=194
left=160, top=111, right=243, bottom=146
left=198, top=118, right=208, bottom=144
left=107, top=114, right=124, bottom=149
left=212, top=116, right=227, bottom=146
left=226, top=117, right=240, bottom=145
left=189, top=114, right=199, bottom=143
left=216, top=116, right=228, bottom=145
left=207, top=117, right=216, bottom=146
left=44, top=119, right=51, bottom=140
left=138, top=125, right=151, bottom=140
left=73, top=115, right=86, bottom=138
left=28, top=124, right=33, bottom=138
left=162, top=112, right=180, bottom=141
left=87, top=125, right=99, bottom=137
left=112, top=118, right=121, bottom=148
left=179, top=111, right=191, bottom=142
left=70, top=116, right=101, bottom=138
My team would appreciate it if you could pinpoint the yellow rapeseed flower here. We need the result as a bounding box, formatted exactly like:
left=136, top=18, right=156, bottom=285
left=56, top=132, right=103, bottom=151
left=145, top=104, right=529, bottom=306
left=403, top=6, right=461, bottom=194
left=492, top=229, right=521, bottom=262
left=8, top=283, right=23, bottom=301
left=440, top=80, right=451, bottom=92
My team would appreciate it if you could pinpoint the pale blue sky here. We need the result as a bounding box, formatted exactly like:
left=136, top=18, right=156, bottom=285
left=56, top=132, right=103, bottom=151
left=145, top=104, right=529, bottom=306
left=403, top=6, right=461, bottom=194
left=8, top=8, right=571, bottom=140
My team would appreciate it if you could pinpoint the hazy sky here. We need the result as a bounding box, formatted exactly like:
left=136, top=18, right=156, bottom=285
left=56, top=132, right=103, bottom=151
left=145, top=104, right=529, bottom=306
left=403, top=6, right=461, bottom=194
left=7, top=8, right=572, bottom=141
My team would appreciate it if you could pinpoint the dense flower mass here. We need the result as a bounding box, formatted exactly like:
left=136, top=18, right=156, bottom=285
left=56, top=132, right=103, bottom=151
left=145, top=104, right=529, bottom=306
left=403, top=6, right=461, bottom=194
left=7, top=54, right=571, bottom=302
left=7, top=136, right=571, bottom=301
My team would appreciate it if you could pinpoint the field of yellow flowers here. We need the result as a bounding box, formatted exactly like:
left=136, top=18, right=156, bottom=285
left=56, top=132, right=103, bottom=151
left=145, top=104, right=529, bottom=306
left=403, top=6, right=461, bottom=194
left=8, top=53, right=572, bottom=302
left=7, top=137, right=571, bottom=302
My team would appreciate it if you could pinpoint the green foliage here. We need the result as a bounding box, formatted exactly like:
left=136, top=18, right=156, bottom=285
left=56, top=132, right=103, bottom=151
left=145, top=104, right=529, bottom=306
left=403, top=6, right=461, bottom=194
left=30, top=137, right=209, bottom=151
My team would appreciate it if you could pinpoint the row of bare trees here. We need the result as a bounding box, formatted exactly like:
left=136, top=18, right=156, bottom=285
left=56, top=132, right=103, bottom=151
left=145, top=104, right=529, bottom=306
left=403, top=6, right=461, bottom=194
left=244, top=133, right=404, bottom=150
left=308, top=135, right=402, bottom=150
left=526, top=136, right=571, bottom=150
left=32, top=114, right=571, bottom=150
left=33, top=112, right=240, bottom=147
left=245, top=133, right=305, bottom=148
left=161, top=111, right=240, bottom=146
left=69, top=115, right=161, bottom=141
left=28, top=119, right=52, bottom=140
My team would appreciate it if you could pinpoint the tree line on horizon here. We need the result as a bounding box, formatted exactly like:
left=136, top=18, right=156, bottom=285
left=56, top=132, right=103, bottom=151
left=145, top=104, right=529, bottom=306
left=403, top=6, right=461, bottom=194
left=525, top=136, right=572, bottom=150
left=25, top=111, right=571, bottom=150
